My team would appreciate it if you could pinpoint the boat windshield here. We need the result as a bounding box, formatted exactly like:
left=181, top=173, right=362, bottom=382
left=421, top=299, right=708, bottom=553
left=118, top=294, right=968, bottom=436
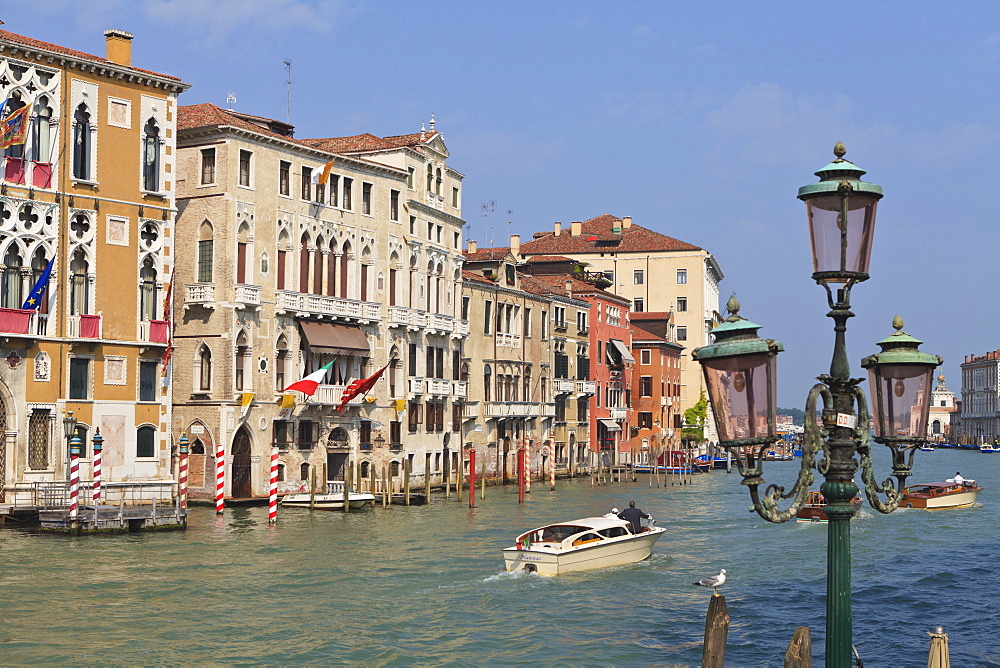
left=533, top=525, right=588, bottom=543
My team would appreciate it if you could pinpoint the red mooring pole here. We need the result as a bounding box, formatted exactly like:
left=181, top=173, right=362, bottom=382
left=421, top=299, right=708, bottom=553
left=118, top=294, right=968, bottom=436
left=518, top=447, right=526, bottom=503
left=469, top=449, right=476, bottom=509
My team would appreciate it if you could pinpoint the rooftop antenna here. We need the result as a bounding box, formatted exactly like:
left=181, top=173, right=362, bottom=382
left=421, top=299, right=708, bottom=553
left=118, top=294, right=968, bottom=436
left=283, top=60, right=292, bottom=124
left=226, top=93, right=237, bottom=110
left=506, top=209, right=513, bottom=245
left=482, top=201, right=496, bottom=248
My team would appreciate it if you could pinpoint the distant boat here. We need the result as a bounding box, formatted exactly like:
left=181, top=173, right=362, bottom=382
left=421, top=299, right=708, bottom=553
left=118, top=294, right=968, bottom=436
left=280, top=481, right=375, bottom=510
left=795, top=490, right=863, bottom=523
left=981, top=444, right=1000, bottom=454
left=936, top=443, right=959, bottom=449
left=919, top=445, right=935, bottom=452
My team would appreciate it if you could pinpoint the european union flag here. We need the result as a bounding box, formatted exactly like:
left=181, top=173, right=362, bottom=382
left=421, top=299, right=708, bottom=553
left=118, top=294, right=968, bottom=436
left=22, top=257, right=54, bottom=311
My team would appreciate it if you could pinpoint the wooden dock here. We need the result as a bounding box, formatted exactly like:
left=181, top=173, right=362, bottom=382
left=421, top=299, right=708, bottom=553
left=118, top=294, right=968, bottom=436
left=38, top=502, right=187, bottom=534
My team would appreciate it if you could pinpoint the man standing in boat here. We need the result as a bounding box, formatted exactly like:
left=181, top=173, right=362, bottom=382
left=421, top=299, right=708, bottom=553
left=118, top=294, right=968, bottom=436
left=618, top=501, right=651, bottom=533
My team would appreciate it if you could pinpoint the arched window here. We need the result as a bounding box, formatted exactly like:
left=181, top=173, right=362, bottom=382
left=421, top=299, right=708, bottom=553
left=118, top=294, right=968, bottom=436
left=1, top=246, right=22, bottom=309
left=299, top=233, right=310, bottom=293
left=69, top=249, right=88, bottom=315
left=139, top=256, right=157, bottom=321
left=3, top=99, right=25, bottom=160
left=340, top=241, right=351, bottom=298
left=73, top=103, right=91, bottom=180
left=277, top=463, right=285, bottom=482
left=300, top=462, right=310, bottom=481
left=137, top=425, right=156, bottom=458
left=237, top=222, right=250, bottom=285
left=30, top=248, right=50, bottom=315
left=275, top=335, right=288, bottom=391
left=484, top=364, right=492, bottom=402
left=142, top=117, right=160, bottom=191
left=312, top=235, right=324, bottom=294
left=30, top=96, right=52, bottom=163
left=191, top=438, right=205, bottom=455
left=199, top=345, right=212, bottom=391
left=277, top=230, right=289, bottom=291
left=435, top=167, right=443, bottom=195
left=198, top=220, right=214, bottom=283
left=360, top=461, right=370, bottom=479
left=426, top=163, right=433, bottom=192
left=234, top=331, right=249, bottom=392
left=326, top=239, right=337, bottom=297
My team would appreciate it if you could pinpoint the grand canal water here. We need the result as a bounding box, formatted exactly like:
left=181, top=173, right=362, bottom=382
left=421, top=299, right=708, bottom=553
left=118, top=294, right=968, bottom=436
left=1, top=448, right=997, bottom=666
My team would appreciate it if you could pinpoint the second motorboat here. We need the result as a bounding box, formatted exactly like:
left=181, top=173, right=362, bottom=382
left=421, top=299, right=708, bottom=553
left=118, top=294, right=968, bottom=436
left=280, top=481, right=375, bottom=511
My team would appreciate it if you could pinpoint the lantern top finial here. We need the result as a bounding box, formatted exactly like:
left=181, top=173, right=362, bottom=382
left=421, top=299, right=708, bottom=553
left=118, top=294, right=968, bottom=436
left=726, top=294, right=741, bottom=318
left=892, top=315, right=904, bottom=332
left=834, top=141, right=847, bottom=160
left=862, top=316, right=942, bottom=369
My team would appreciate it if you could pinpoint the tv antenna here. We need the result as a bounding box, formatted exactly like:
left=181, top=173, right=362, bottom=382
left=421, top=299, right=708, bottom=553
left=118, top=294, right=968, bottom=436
left=482, top=201, right=496, bottom=247
left=283, top=60, right=292, bottom=124
left=226, top=93, right=237, bottom=110
left=506, top=209, right=514, bottom=245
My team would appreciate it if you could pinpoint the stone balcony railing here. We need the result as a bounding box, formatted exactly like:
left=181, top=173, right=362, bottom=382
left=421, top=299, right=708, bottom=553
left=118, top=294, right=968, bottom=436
left=276, top=290, right=381, bottom=322
left=553, top=379, right=575, bottom=395
left=426, top=379, right=451, bottom=396
left=409, top=378, right=425, bottom=395
left=311, top=384, right=362, bottom=407
left=576, top=380, right=597, bottom=395
left=137, top=319, right=169, bottom=344
left=609, top=407, right=629, bottom=420
left=452, top=380, right=468, bottom=399
left=234, top=284, right=262, bottom=309
left=496, top=332, right=521, bottom=348
left=185, top=283, right=216, bottom=309
left=67, top=313, right=102, bottom=339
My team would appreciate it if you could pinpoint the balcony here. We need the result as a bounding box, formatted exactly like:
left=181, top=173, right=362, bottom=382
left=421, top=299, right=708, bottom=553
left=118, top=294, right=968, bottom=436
left=0, top=307, right=32, bottom=335
left=427, top=313, right=453, bottom=334
left=497, top=332, right=521, bottom=348
left=452, top=380, right=468, bottom=399
left=67, top=313, right=101, bottom=339
left=540, top=402, right=557, bottom=418
left=426, top=379, right=451, bottom=396
left=425, top=191, right=445, bottom=210
left=409, top=310, right=427, bottom=329
left=453, top=319, right=470, bottom=337
left=463, top=401, right=479, bottom=420
left=485, top=402, right=538, bottom=418
left=553, top=379, right=575, bottom=395
left=576, top=380, right=596, bottom=395
left=276, top=290, right=381, bottom=323
left=409, top=378, right=425, bottom=395
left=185, top=283, right=216, bottom=309
left=311, top=384, right=363, bottom=407
left=234, top=284, right=262, bottom=309
left=388, top=306, right=410, bottom=327
left=138, top=319, right=169, bottom=344
left=609, top=407, right=629, bottom=420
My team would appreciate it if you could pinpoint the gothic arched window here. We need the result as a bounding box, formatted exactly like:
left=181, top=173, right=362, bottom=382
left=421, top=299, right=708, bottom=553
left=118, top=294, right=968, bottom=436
left=73, top=103, right=91, bottom=180
left=142, top=117, right=160, bottom=191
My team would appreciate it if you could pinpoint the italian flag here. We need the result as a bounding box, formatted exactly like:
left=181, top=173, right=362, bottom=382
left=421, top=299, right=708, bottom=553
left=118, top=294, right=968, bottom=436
left=282, top=361, right=334, bottom=396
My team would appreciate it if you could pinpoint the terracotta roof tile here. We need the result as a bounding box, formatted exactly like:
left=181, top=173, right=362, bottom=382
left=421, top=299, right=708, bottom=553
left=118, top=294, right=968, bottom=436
left=630, top=311, right=673, bottom=320
left=462, top=247, right=512, bottom=262
left=519, top=214, right=701, bottom=255
left=523, top=255, right=578, bottom=263
left=461, top=269, right=496, bottom=285
left=179, top=103, right=309, bottom=144
left=302, top=129, right=440, bottom=154
left=630, top=325, right=666, bottom=342
left=0, top=29, right=185, bottom=82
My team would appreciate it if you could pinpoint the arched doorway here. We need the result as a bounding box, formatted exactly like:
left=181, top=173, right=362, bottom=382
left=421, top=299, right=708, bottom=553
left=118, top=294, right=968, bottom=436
left=0, top=398, right=6, bottom=502
left=231, top=428, right=252, bottom=498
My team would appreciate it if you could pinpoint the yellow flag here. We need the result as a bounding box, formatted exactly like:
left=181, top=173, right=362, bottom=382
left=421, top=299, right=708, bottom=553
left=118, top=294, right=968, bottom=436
left=318, top=159, right=335, bottom=185
left=394, top=399, right=406, bottom=412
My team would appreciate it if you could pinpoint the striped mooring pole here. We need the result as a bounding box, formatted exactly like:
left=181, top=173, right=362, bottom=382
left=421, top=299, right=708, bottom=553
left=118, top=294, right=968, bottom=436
left=468, top=449, right=476, bottom=509
left=215, top=441, right=225, bottom=514
left=91, top=428, right=103, bottom=505
left=178, top=432, right=189, bottom=512
left=268, top=446, right=278, bottom=524
left=68, top=434, right=82, bottom=529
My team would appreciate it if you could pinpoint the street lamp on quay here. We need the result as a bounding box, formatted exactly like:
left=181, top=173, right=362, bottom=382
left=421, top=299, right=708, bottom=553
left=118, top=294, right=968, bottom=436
left=692, top=144, right=942, bottom=668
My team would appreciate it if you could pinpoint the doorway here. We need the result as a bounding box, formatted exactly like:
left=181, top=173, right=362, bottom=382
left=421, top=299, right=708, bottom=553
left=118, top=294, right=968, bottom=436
left=231, top=428, right=252, bottom=498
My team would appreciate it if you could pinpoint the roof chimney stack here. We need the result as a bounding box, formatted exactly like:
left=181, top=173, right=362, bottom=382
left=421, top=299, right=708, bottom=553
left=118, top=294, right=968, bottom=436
left=468, top=240, right=477, bottom=254
left=553, top=222, right=561, bottom=237
left=104, top=29, right=134, bottom=67
left=571, top=221, right=582, bottom=236
left=622, top=216, right=633, bottom=229
left=509, top=234, right=520, bottom=257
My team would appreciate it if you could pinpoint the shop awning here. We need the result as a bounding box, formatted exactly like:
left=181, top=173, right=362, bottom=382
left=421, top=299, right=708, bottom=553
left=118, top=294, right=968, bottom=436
left=598, top=419, right=622, bottom=432
left=298, top=321, right=370, bottom=356
left=609, top=339, right=635, bottom=363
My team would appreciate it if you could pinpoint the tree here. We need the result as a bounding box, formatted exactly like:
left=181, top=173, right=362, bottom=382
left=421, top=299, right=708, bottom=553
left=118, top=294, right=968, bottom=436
left=683, top=391, right=709, bottom=442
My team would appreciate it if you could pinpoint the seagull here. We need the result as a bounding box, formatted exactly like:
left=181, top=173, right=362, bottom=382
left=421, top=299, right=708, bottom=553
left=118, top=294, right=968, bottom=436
left=693, top=569, right=727, bottom=596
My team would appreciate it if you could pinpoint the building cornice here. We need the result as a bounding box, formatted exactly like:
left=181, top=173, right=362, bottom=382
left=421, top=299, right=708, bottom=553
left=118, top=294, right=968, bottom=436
left=408, top=199, right=466, bottom=227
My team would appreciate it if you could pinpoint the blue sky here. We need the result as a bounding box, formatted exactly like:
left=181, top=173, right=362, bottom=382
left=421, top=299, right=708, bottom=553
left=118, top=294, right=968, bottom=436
left=8, top=1, right=998, bottom=407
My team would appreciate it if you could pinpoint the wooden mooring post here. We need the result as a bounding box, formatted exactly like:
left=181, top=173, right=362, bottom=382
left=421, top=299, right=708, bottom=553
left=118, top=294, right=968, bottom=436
left=784, top=626, right=812, bottom=667
left=342, top=465, right=350, bottom=513
left=702, top=594, right=729, bottom=668
left=404, top=457, right=411, bottom=506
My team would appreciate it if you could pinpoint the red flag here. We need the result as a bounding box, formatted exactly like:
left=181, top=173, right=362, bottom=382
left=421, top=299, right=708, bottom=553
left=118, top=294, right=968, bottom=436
left=161, top=278, right=174, bottom=372
left=337, top=363, right=390, bottom=412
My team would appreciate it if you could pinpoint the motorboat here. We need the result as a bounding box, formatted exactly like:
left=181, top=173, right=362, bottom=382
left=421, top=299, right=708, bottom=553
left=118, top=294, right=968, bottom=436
left=795, top=490, right=863, bottom=523
left=900, top=479, right=983, bottom=509
left=280, top=481, right=375, bottom=510
left=980, top=444, right=1000, bottom=453
left=918, top=445, right=935, bottom=452
left=502, top=515, right=666, bottom=576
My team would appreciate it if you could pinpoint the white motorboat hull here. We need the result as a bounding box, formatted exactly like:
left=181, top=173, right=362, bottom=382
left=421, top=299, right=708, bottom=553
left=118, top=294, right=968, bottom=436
left=921, top=489, right=980, bottom=509
left=280, top=492, right=374, bottom=510
left=502, top=528, right=665, bottom=576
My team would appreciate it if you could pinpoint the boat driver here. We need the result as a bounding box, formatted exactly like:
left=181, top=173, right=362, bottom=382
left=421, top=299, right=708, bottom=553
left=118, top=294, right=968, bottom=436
left=617, top=501, right=651, bottom=533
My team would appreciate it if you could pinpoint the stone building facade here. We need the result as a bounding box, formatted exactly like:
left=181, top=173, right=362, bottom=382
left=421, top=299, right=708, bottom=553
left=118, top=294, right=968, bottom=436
left=173, top=105, right=466, bottom=499
left=0, top=28, right=189, bottom=500
left=956, top=351, right=1000, bottom=445
left=629, top=313, right=684, bottom=458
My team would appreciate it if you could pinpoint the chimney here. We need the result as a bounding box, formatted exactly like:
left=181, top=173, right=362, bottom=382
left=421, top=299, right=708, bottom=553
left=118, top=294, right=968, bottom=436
left=612, top=220, right=622, bottom=234
left=622, top=216, right=633, bottom=229
left=565, top=279, right=573, bottom=294
left=468, top=240, right=477, bottom=253
left=104, top=29, right=134, bottom=67
left=553, top=222, right=561, bottom=236
left=571, top=221, right=582, bottom=236
left=510, top=234, right=520, bottom=257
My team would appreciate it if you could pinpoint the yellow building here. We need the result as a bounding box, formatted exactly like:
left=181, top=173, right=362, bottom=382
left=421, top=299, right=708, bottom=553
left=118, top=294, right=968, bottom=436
left=0, top=28, right=190, bottom=500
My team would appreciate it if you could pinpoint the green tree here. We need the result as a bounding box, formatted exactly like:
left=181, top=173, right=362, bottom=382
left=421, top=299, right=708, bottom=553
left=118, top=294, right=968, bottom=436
left=683, top=391, right=709, bottom=442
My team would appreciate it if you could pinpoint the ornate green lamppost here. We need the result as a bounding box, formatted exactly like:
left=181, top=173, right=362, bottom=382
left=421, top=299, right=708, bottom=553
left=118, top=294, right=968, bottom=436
left=693, top=144, right=941, bottom=668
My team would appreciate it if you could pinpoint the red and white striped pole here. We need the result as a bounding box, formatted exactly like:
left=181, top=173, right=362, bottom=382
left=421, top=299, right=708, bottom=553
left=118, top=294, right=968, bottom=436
left=215, top=441, right=225, bottom=514
left=91, top=428, right=103, bottom=505
left=68, top=434, right=81, bottom=531
left=468, top=449, right=476, bottom=509
left=177, top=432, right=189, bottom=513
left=268, top=446, right=278, bottom=524
left=517, top=447, right=526, bottom=504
